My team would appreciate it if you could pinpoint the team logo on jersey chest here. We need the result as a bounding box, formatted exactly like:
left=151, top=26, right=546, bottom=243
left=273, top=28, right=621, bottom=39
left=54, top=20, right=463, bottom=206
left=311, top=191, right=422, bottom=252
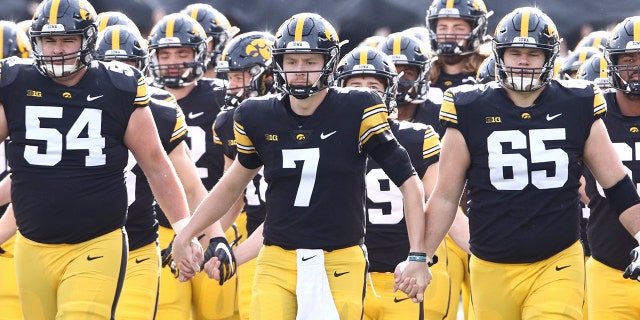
left=521, top=113, right=531, bottom=120
left=295, top=133, right=306, bottom=141
left=62, top=92, right=72, bottom=99
left=630, top=126, right=639, bottom=133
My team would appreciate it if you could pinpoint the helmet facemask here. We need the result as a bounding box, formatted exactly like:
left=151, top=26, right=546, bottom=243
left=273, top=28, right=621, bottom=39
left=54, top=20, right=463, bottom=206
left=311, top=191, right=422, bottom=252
left=31, top=25, right=97, bottom=78
left=149, top=45, right=207, bottom=88
left=273, top=48, right=339, bottom=99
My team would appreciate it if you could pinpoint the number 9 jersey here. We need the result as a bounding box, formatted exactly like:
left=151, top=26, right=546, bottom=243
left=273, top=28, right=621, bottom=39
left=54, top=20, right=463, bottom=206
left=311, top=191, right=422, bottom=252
left=439, top=79, right=606, bottom=263
left=0, top=57, right=149, bottom=244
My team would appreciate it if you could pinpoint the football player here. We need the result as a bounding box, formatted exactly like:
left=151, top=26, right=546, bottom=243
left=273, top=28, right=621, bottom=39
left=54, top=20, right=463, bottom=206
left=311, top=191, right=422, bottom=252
left=335, top=46, right=448, bottom=319
left=402, top=7, right=640, bottom=319
left=147, top=12, right=234, bottom=320
left=583, top=16, right=640, bottom=319
left=172, top=12, right=430, bottom=320
left=212, top=30, right=275, bottom=320
left=0, top=0, right=200, bottom=318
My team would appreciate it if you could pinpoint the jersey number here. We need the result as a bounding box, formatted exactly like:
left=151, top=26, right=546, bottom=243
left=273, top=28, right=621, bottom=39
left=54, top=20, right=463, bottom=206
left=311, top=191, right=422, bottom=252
left=366, top=168, right=404, bottom=224
left=488, top=129, right=568, bottom=190
left=24, top=106, right=106, bottom=166
left=282, top=148, right=319, bottom=207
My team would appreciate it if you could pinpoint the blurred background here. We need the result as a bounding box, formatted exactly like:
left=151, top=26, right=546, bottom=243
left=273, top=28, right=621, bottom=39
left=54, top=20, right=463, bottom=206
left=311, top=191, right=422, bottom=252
left=3, top=0, right=639, bottom=57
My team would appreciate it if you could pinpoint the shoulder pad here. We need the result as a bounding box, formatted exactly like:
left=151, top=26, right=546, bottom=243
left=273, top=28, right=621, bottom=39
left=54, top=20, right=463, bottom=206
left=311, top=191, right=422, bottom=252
left=397, top=120, right=429, bottom=132
left=198, top=77, right=227, bottom=89
left=446, top=83, right=490, bottom=105
left=0, top=57, right=30, bottom=88
left=148, top=86, right=177, bottom=104
left=554, top=79, right=599, bottom=97
left=100, top=60, right=144, bottom=94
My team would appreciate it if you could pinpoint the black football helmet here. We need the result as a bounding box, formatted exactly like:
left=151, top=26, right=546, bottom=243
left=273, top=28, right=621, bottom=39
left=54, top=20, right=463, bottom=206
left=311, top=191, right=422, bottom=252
left=426, top=0, right=490, bottom=55
left=216, top=31, right=275, bottom=107
left=377, top=32, right=431, bottom=104
left=605, top=16, right=640, bottom=95
left=574, top=30, right=610, bottom=52
left=335, top=47, right=399, bottom=112
left=181, top=3, right=239, bottom=69
left=148, top=13, right=209, bottom=88
left=271, top=13, right=341, bottom=99
left=94, top=25, right=148, bottom=72
left=358, top=35, right=387, bottom=48
left=29, top=0, right=98, bottom=78
left=577, top=53, right=610, bottom=89
left=95, top=11, right=139, bottom=35
left=0, top=20, right=31, bottom=59
left=558, top=47, right=600, bottom=80
left=492, top=7, right=560, bottom=92
left=475, top=55, right=495, bottom=84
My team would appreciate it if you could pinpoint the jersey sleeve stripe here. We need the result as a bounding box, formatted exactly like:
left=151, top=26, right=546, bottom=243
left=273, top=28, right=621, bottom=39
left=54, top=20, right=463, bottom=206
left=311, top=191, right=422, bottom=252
left=593, top=87, right=607, bottom=117
left=134, top=76, right=150, bottom=106
left=234, top=121, right=256, bottom=154
left=170, top=110, right=188, bottom=142
left=439, top=92, right=458, bottom=124
left=359, top=104, right=390, bottom=147
left=423, top=127, right=441, bottom=159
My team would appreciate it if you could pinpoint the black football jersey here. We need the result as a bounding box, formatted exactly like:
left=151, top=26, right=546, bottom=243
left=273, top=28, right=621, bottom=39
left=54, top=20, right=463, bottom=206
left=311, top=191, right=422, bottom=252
left=233, top=87, right=398, bottom=250
left=213, top=106, right=267, bottom=236
left=154, top=78, right=226, bottom=228
left=585, top=89, right=639, bottom=271
left=126, top=88, right=188, bottom=250
left=440, top=80, right=606, bottom=263
left=0, top=58, right=149, bottom=244
left=366, top=120, right=440, bottom=272
left=412, top=100, right=446, bottom=138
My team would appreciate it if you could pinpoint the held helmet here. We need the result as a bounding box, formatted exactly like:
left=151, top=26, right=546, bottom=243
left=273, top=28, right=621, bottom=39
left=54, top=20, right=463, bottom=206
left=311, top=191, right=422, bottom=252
left=605, top=16, right=640, bottom=95
left=377, top=32, right=431, bottom=104
left=95, top=11, right=139, bottom=35
left=492, top=7, right=560, bottom=92
left=30, top=0, right=98, bottom=78
left=148, top=13, right=209, bottom=88
left=216, top=31, right=275, bottom=107
left=181, top=3, right=239, bottom=69
left=577, top=53, right=611, bottom=89
left=0, top=21, right=31, bottom=59
left=574, top=30, right=610, bottom=52
left=94, top=25, right=149, bottom=72
left=335, top=47, right=399, bottom=112
left=426, top=0, right=490, bottom=55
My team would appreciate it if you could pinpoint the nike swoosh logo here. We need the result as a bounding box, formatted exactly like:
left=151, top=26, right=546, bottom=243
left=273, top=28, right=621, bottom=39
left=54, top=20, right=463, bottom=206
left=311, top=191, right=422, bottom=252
left=333, top=271, right=350, bottom=277
left=546, top=113, right=562, bottom=121
left=86, top=94, right=103, bottom=102
left=188, top=111, right=205, bottom=119
left=320, top=131, right=337, bottom=139
left=136, top=258, right=150, bottom=264
left=301, top=255, right=316, bottom=262
left=394, top=297, right=410, bottom=303
left=555, top=265, right=571, bottom=271
left=87, top=255, right=104, bottom=261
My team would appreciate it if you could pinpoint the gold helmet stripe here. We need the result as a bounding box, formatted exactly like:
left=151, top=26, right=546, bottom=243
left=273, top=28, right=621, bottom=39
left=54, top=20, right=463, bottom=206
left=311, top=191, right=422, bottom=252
left=188, top=9, right=198, bottom=21
left=49, top=0, right=61, bottom=24
left=294, top=16, right=305, bottom=42
left=0, top=25, right=4, bottom=60
left=579, top=50, right=589, bottom=62
left=112, top=27, right=120, bottom=51
left=445, top=0, right=454, bottom=9
left=520, top=9, right=530, bottom=38
left=98, top=16, right=109, bottom=32
left=360, top=47, right=368, bottom=65
left=599, top=56, right=607, bottom=79
left=392, top=36, right=402, bottom=55
left=166, top=16, right=175, bottom=38
left=635, top=20, right=640, bottom=42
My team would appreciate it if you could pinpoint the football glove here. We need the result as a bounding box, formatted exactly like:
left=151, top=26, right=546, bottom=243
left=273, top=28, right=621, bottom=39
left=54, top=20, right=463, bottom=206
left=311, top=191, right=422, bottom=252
left=0, top=245, right=12, bottom=258
left=160, top=235, right=179, bottom=278
left=623, top=246, right=640, bottom=281
left=202, top=237, right=236, bottom=285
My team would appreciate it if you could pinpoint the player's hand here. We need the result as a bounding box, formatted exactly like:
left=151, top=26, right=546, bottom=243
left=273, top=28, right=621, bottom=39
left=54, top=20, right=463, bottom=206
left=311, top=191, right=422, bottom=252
left=160, top=235, right=179, bottom=277
left=623, top=246, right=640, bottom=281
left=202, top=237, right=236, bottom=285
left=393, top=259, right=432, bottom=303
left=0, top=245, right=12, bottom=258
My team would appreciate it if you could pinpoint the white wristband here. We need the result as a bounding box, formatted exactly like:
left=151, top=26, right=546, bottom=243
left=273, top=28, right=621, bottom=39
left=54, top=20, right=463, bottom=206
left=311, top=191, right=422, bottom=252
left=634, top=231, right=640, bottom=246
left=171, top=217, right=191, bottom=236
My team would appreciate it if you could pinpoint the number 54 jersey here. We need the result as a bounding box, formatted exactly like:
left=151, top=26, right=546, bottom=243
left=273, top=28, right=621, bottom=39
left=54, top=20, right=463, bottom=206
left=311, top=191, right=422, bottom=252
left=439, top=80, right=606, bottom=263
left=0, top=58, right=149, bottom=244
left=233, top=87, right=396, bottom=251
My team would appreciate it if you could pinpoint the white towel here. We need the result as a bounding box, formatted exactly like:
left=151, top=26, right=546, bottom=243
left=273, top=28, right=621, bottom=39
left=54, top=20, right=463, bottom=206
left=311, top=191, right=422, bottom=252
left=295, top=249, right=340, bottom=320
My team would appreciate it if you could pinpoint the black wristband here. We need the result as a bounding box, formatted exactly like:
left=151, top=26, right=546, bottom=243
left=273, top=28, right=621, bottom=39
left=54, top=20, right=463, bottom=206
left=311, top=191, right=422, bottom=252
left=408, top=251, right=427, bottom=257
left=604, top=175, right=640, bottom=216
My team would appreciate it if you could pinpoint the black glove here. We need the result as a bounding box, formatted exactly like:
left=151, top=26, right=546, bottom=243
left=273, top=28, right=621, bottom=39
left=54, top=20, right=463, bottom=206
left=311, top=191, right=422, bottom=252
left=0, top=245, right=12, bottom=258
left=202, top=237, right=236, bottom=285
left=623, top=246, right=640, bottom=281
left=160, top=235, right=178, bottom=278
left=428, top=254, right=438, bottom=267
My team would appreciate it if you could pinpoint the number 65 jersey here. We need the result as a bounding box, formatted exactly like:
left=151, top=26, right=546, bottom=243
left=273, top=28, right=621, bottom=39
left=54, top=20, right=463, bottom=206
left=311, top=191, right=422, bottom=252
left=233, top=87, right=398, bottom=251
left=0, top=58, right=149, bottom=244
left=439, top=80, right=606, bottom=263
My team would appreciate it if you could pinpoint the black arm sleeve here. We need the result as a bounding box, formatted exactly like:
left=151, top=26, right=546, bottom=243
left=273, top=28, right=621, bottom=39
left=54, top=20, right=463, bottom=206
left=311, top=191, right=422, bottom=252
left=368, top=139, right=417, bottom=187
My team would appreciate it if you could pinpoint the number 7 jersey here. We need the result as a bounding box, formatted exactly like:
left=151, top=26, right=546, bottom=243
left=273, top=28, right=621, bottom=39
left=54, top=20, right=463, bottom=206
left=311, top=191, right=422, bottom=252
left=233, top=87, right=395, bottom=250
left=439, top=80, right=606, bottom=263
